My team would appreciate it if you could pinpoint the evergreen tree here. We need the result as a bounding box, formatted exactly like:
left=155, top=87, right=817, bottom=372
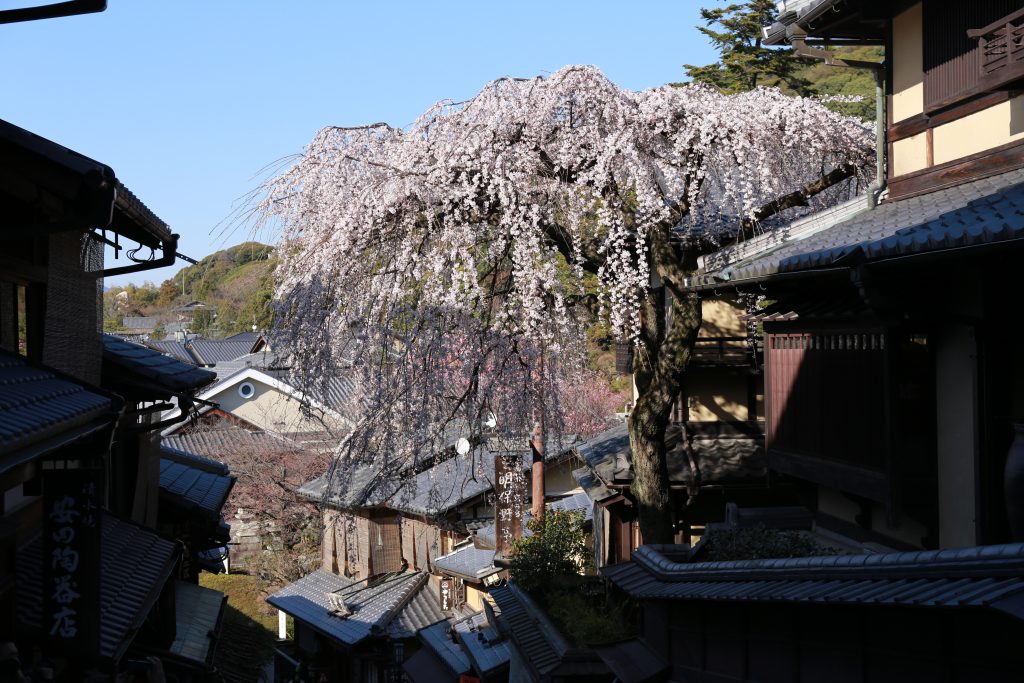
left=683, top=1, right=811, bottom=95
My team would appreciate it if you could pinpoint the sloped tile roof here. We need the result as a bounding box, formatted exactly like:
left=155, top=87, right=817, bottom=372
left=102, top=334, right=215, bottom=395
left=386, top=582, right=447, bottom=639
left=693, top=167, right=1024, bottom=287
left=0, top=350, right=118, bottom=460
left=419, top=620, right=472, bottom=676
left=17, top=513, right=180, bottom=661
left=169, top=580, right=226, bottom=664
left=164, top=426, right=297, bottom=458
left=267, top=570, right=432, bottom=646
left=575, top=421, right=764, bottom=489
left=188, top=339, right=257, bottom=366
left=453, top=609, right=511, bottom=675
left=160, top=444, right=229, bottom=476
left=146, top=340, right=196, bottom=364
left=159, top=457, right=235, bottom=519
left=490, top=585, right=562, bottom=677
left=602, top=543, right=1024, bottom=618
left=121, top=316, right=157, bottom=330
left=433, top=544, right=501, bottom=583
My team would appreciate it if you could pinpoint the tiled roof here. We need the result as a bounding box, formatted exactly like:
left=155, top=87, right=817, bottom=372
left=592, top=638, right=669, bottom=683
left=164, top=426, right=297, bottom=458
left=575, top=423, right=632, bottom=484
left=403, top=647, right=457, bottom=683
left=573, top=465, right=613, bottom=503
left=297, top=461, right=401, bottom=509
left=433, top=544, right=502, bottom=583
left=17, top=513, right=180, bottom=661
left=386, top=582, right=447, bottom=639
left=691, top=167, right=1024, bottom=288
left=169, top=580, right=226, bottom=664
left=121, top=316, right=157, bottom=330
left=548, top=490, right=594, bottom=521
left=388, top=446, right=499, bottom=516
left=575, top=421, right=764, bottom=490
left=390, top=436, right=579, bottom=516
left=602, top=543, right=1024, bottom=619
left=490, top=585, right=564, bottom=677
left=188, top=339, right=257, bottom=366
left=146, top=340, right=196, bottom=364
left=224, top=331, right=261, bottom=344
left=267, top=570, right=435, bottom=646
left=453, top=609, right=511, bottom=675
left=419, top=620, right=472, bottom=676
left=102, top=334, right=216, bottom=395
left=160, top=444, right=230, bottom=476
left=0, top=350, right=118, bottom=461
left=159, top=457, right=235, bottom=519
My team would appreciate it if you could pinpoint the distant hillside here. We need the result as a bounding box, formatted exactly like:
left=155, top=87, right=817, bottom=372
left=104, top=242, right=276, bottom=338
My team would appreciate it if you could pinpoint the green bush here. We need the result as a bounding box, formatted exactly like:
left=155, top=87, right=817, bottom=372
left=700, top=525, right=824, bottom=562
left=508, top=510, right=589, bottom=594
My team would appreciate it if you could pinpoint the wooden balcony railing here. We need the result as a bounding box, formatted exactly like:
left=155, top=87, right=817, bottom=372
left=969, top=8, right=1024, bottom=91
left=691, top=336, right=762, bottom=366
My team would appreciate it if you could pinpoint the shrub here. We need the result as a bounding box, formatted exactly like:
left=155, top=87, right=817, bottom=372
left=700, top=525, right=824, bottom=562
left=508, top=510, right=589, bottom=594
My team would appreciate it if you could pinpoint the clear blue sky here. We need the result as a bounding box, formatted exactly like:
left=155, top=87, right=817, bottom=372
left=0, top=1, right=717, bottom=287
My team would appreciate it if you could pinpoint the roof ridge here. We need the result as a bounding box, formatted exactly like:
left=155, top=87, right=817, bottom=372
left=370, top=571, right=429, bottom=635
left=632, top=542, right=1024, bottom=582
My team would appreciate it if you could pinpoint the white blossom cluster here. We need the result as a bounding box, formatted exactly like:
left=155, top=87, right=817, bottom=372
left=257, top=65, right=872, bottom=485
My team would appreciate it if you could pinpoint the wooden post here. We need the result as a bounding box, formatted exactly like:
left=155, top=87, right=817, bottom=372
left=531, top=419, right=545, bottom=521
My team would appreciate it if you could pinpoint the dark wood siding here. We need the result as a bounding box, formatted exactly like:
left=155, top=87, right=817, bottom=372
left=766, top=329, right=887, bottom=469
left=923, top=0, right=1020, bottom=112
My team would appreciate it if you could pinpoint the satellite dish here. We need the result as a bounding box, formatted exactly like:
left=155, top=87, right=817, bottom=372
left=455, top=438, right=471, bottom=455
left=484, top=411, right=497, bottom=430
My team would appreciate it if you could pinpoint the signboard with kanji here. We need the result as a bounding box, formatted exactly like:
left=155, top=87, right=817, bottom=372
left=493, top=452, right=526, bottom=559
left=43, top=459, right=101, bottom=658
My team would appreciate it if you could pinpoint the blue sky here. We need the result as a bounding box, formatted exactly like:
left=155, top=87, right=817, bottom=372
left=1, top=1, right=717, bottom=286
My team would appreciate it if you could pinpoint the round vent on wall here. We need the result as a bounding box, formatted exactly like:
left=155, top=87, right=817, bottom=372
left=238, top=382, right=255, bottom=399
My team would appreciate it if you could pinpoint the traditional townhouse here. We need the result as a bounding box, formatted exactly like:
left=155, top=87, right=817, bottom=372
left=603, top=3, right=1024, bottom=681
left=268, top=434, right=588, bottom=682
left=0, top=112, right=234, bottom=680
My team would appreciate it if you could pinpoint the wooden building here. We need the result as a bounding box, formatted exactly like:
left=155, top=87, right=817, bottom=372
left=600, top=2, right=1024, bottom=681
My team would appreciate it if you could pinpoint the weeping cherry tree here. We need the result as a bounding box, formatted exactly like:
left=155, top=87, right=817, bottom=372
left=257, top=65, right=873, bottom=543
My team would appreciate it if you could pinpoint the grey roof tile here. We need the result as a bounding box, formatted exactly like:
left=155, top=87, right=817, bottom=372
left=169, top=580, right=226, bottom=664
left=386, top=583, right=447, bottom=639
left=17, top=513, right=180, bottom=661
left=433, top=544, right=501, bottom=582
left=159, top=457, right=235, bottom=519
left=0, top=350, right=118, bottom=460
left=145, top=340, right=196, bottom=364
left=267, top=570, right=431, bottom=646
left=121, top=316, right=157, bottom=330
left=188, top=339, right=259, bottom=366
left=602, top=542, right=1024, bottom=614
left=453, top=610, right=511, bottom=675
left=696, top=167, right=1024, bottom=286
left=490, top=586, right=562, bottom=676
left=160, top=444, right=230, bottom=476
left=164, top=426, right=297, bottom=458
left=420, top=620, right=473, bottom=675
left=102, top=334, right=216, bottom=395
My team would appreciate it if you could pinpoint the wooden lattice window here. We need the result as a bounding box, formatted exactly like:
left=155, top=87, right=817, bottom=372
left=923, top=1, right=1020, bottom=111
left=765, top=330, right=887, bottom=469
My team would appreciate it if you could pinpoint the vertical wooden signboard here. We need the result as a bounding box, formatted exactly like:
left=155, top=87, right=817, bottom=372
left=43, top=458, right=101, bottom=658
left=493, top=450, right=527, bottom=559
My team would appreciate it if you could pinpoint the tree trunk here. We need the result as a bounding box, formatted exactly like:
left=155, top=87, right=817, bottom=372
left=628, top=237, right=702, bottom=544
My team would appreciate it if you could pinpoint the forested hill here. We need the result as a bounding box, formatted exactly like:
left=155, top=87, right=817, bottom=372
left=103, top=242, right=276, bottom=338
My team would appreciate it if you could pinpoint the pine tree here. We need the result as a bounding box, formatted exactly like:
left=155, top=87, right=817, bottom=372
left=683, top=1, right=811, bottom=95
